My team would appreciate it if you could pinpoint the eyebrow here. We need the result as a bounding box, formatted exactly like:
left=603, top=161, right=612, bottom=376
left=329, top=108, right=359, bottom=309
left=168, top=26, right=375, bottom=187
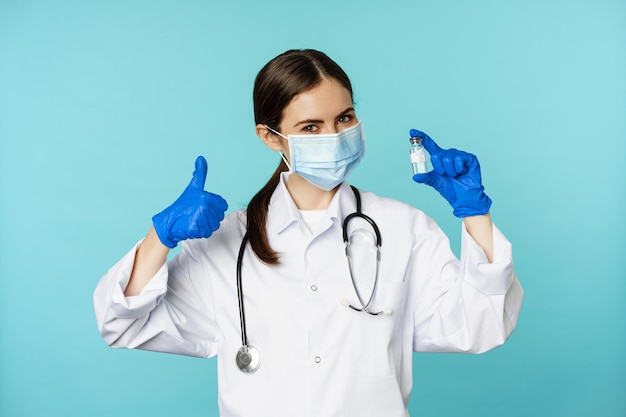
left=292, top=107, right=355, bottom=128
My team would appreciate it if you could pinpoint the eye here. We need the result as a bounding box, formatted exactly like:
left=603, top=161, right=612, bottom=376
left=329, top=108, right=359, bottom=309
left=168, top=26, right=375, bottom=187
left=337, top=114, right=354, bottom=125
left=302, top=124, right=319, bottom=133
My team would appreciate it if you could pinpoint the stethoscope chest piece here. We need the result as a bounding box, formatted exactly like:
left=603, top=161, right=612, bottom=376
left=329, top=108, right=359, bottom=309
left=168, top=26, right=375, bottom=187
left=236, top=345, right=260, bottom=373
left=234, top=186, right=382, bottom=373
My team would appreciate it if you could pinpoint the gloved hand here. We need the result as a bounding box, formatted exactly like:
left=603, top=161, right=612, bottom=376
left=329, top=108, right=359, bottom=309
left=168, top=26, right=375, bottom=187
left=152, top=156, right=228, bottom=248
left=410, top=129, right=492, bottom=218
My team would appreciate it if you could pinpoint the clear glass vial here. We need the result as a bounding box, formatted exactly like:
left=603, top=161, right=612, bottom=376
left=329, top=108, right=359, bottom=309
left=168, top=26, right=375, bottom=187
left=409, top=136, right=429, bottom=174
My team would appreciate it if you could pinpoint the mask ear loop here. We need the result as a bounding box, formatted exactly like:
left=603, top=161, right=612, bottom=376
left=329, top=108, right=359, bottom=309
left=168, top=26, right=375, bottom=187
left=279, top=152, right=292, bottom=171
left=264, top=124, right=292, bottom=171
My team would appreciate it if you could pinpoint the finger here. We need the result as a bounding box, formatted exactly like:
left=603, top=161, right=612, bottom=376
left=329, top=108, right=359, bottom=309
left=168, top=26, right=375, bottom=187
left=409, top=129, right=442, bottom=154
left=207, top=196, right=226, bottom=222
left=453, top=150, right=479, bottom=174
left=204, top=206, right=223, bottom=232
left=412, top=171, right=439, bottom=187
left=208, top=192, right=229, bottom=212
left=464, top=152, right=481, bottom=173
left=441, top=154, right=457, bottom=177
left=201, top=193, right=227, bottom=229
left=454, top=154, right=469, bottom=176
left=189, top=211, right=211, bottom=238
left=187, top=156, right=208, bottom=191
left=430, top=153, right=446, bottom=176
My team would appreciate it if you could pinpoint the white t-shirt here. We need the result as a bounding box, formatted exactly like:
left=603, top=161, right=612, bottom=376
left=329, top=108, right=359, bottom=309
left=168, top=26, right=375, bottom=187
left=299, top=209, right=327, bottom=235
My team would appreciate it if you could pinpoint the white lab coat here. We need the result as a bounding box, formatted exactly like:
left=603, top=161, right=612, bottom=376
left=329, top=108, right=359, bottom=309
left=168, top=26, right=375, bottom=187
left=94, top=174, right=523, bottom=417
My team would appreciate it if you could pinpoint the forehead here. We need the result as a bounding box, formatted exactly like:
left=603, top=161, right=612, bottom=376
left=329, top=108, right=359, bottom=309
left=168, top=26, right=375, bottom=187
left=282, top=78, right=353, bottom=121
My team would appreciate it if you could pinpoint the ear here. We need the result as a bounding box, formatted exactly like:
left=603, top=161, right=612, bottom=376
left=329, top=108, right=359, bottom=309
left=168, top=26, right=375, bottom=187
left=256, top=124, right=284, bottom=151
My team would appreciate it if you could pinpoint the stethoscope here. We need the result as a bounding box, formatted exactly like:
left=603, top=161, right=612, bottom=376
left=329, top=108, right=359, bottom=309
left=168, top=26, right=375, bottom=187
left=235, top=186, right=385, bottom=373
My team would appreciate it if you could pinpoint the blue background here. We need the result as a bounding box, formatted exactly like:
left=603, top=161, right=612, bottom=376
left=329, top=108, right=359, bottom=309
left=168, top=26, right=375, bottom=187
left=1, top=0, right=624, bottom=416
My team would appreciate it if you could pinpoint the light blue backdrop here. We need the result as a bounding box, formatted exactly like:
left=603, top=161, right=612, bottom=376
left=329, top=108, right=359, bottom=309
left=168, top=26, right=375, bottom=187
left=1, top=0, right=624, bottom=416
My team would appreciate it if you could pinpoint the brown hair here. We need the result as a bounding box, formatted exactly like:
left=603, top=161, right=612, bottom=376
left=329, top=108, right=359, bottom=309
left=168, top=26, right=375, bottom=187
left=248, top=49, right=353, bottom=264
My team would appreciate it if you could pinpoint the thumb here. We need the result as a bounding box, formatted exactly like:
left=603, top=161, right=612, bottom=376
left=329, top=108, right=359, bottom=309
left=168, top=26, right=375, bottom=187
left=410, top=129, right=442, bottom=155
left=412, top=170, right=441, bottom=188
left=186, top=156, right=207, bottom=191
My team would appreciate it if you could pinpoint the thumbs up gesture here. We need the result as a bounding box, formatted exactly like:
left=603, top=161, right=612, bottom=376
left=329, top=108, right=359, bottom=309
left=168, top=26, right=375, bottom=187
left=152, top=156, right=229, bottom=248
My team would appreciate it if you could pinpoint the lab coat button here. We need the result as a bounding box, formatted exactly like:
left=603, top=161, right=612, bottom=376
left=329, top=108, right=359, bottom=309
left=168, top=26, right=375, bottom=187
left=310, top=285, right=318, bottom=292
left=314, top=356, right=321, bottom=363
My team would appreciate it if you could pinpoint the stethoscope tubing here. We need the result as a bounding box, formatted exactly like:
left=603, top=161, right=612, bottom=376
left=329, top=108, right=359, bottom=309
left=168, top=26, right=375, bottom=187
left=343, top=186, right=383, bottom=314
left=236, top=232, right=250, bottom=347
left=235, top=185, right=385, bottom=373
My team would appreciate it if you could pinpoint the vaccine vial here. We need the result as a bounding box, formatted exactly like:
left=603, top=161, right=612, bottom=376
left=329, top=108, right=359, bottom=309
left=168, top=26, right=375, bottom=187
left=409, top=136, right=429, bottom=174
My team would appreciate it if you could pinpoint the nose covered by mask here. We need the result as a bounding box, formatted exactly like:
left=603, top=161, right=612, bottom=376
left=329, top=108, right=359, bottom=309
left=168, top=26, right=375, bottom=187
left=265, top=121, right=366, bottom=191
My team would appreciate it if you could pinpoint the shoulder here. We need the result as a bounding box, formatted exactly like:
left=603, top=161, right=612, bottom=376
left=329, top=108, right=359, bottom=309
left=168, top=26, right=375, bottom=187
left=356, top=188, right=423, bottom=217
left=350, top=188, right=449, bottom=268
left=355, top=188, right=441, bottom=233
left=215, top=209, right=247, bottom=235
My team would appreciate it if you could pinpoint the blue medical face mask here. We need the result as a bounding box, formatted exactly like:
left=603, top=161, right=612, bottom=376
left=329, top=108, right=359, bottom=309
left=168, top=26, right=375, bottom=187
left=265, top=121, right=366, bottom=191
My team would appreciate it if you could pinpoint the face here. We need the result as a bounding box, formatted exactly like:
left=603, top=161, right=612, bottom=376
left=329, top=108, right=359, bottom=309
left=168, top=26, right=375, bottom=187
left=256, top=77, right=357, bottom=159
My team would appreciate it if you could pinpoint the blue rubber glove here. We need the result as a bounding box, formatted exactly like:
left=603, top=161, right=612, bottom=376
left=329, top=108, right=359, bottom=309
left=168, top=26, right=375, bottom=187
left=152, top=156, right=228, bottom=248
left=410, top=129, right=492, bottom=218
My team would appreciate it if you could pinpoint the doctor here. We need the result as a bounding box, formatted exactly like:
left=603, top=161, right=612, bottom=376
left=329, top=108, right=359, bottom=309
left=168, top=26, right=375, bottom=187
left=94, top=49, right=523, bottom=417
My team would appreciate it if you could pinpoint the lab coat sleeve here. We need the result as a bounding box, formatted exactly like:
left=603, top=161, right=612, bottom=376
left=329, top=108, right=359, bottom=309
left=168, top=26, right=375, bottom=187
left=412, top=220, right=523, bottom=353
left=93, top=239, right=218, bottom=358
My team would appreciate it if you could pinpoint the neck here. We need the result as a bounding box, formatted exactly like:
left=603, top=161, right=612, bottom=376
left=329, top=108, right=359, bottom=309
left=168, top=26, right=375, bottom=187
left=286, top=174, right=338, bottom=210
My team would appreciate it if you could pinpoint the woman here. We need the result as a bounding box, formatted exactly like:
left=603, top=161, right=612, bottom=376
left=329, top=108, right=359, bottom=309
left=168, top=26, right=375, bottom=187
left=94, top=49, right=523, bottom=416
